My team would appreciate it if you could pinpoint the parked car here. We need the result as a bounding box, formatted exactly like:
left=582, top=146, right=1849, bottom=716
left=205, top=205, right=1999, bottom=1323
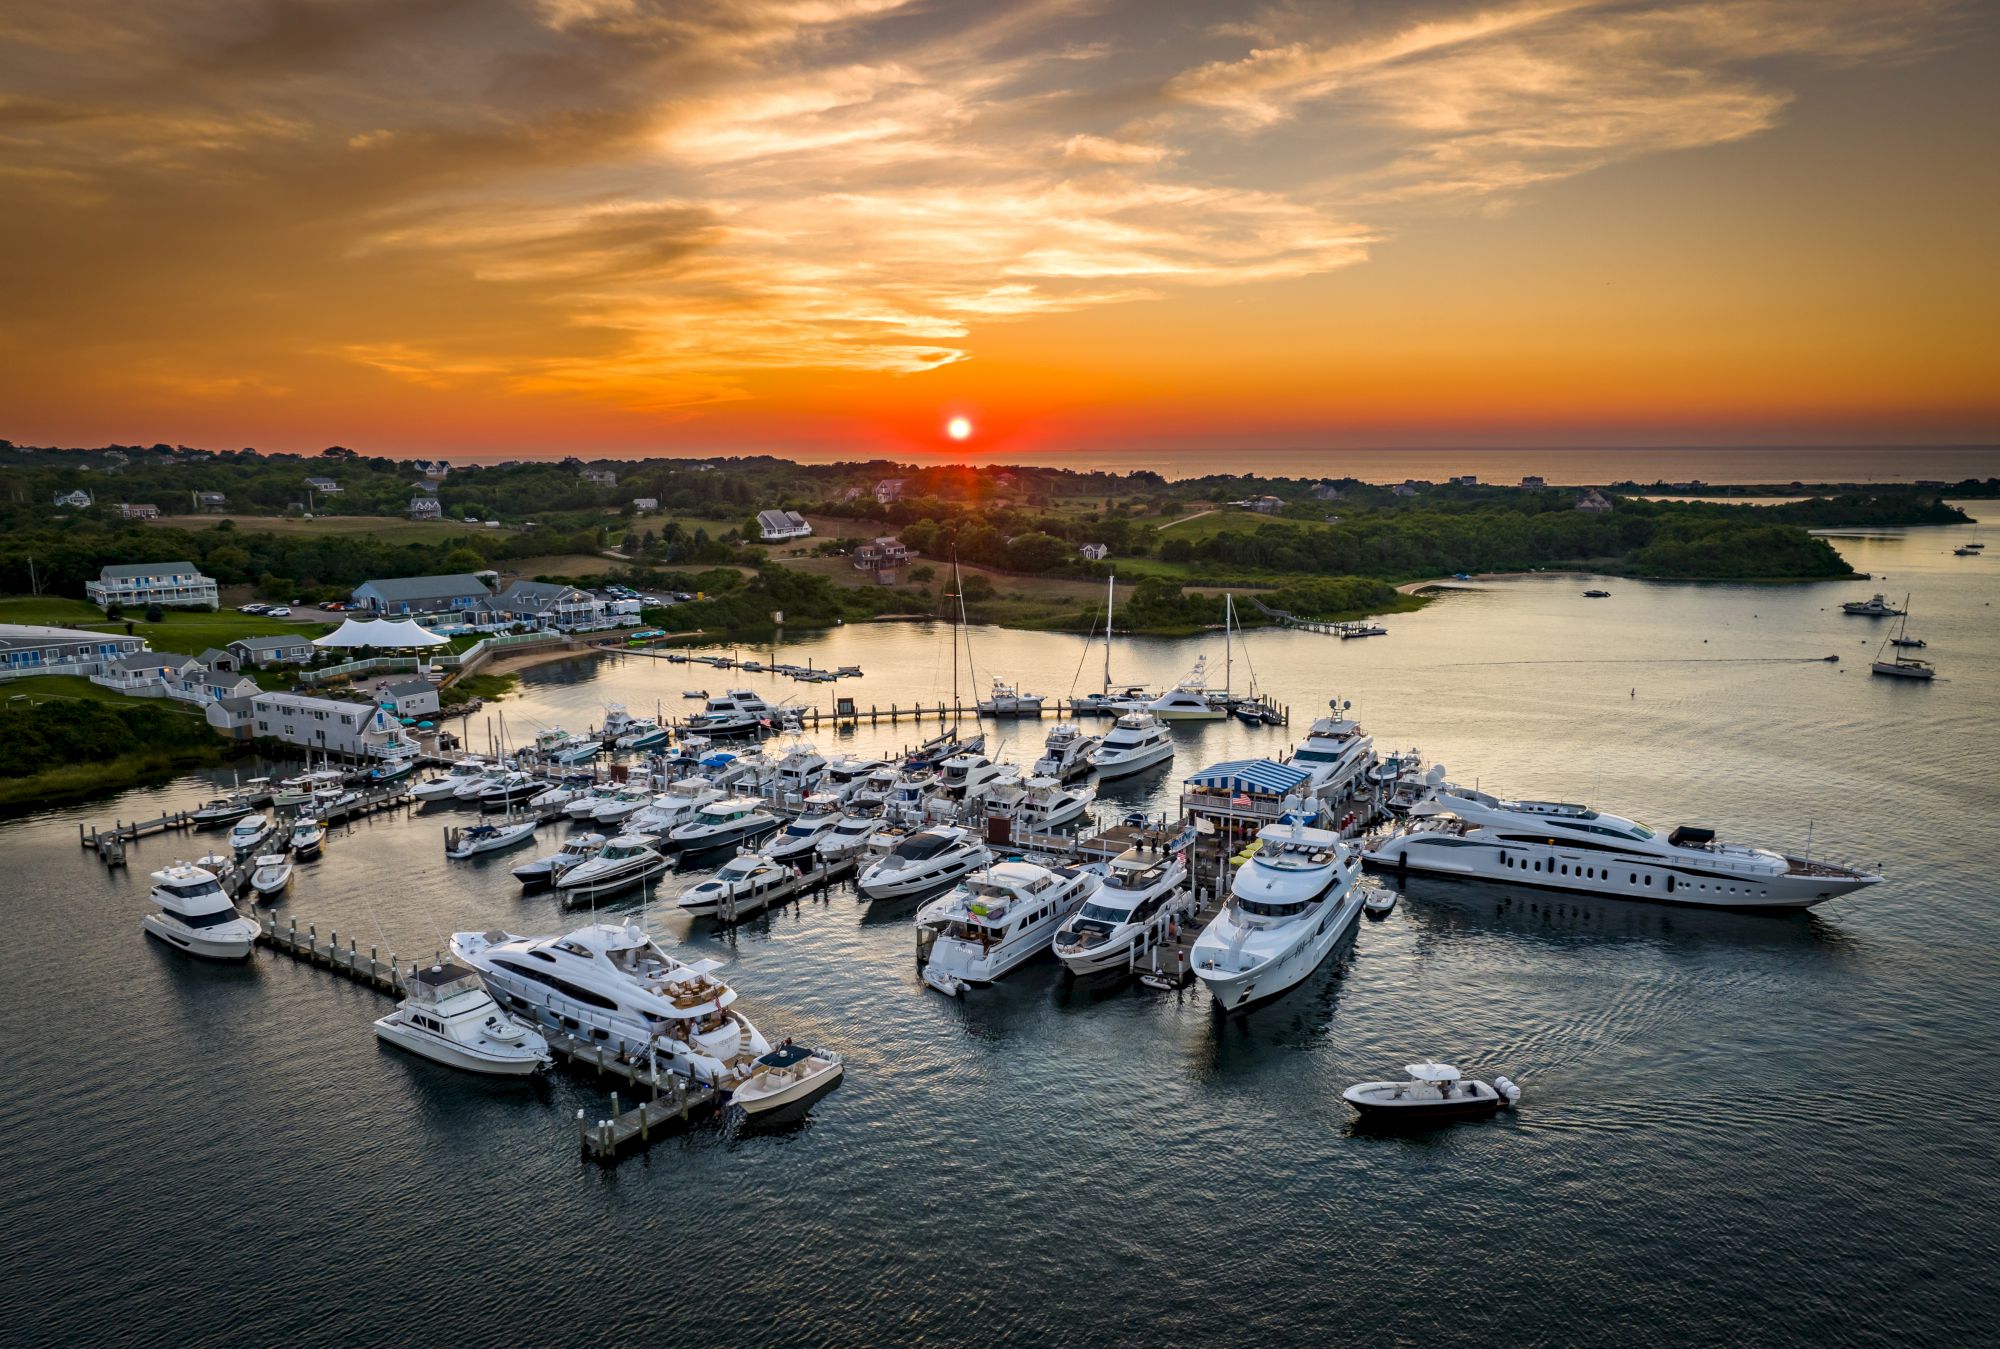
left=266, top=606, right=292, bottom=617
left=239, top=603, right=267, bottom=613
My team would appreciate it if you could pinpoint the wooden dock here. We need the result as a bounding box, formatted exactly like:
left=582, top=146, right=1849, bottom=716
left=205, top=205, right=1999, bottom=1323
left=258, top=909, right=414, bottom=995
left=548, top=1032, right=722, bottom=1160
left=80, top=782, right=415, bottom=859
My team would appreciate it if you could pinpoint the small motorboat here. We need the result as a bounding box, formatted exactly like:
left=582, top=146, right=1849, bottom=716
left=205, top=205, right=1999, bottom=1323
left=248, top=853, right=294, bottom=899
left=444, top=818, right=538, bottom=860
left=1582, top=589, right=1611, bottom=598
left=288, top=815, right=326, bottom=859
left=730, top=1042, right=844, bottom=1116
left=191, top=794, right=256, bottom=826
left=228, top=813, right=274, bottom=854
left=373, top=962, right=551, bottom=1076
left=1342, top=1062, right=1520, bottom=1120
left=1890, top=636, right=1927, bottom=649
left=1362, top=888, right=1396, bottom=918
left=682, top=689, right=709, bottom=699
left=511, top=832, right=607, bottom=888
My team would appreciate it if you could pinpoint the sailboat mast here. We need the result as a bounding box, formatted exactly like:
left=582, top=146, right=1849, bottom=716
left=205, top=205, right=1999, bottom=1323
left=1103, top=573, right=1114, bottom=695
left=1224, top=593, right=1234, bottom=699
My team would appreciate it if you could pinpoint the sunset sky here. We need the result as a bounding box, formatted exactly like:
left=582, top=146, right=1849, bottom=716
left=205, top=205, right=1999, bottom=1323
left=2, top=0, right=1995, bottom=459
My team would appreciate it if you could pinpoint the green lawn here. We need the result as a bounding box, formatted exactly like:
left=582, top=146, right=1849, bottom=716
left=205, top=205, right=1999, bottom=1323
left=149, top=513, right=481, bottom=543
left=0, top=674, right=176, bottom=706
left=0, top=595, right=331, bottom=657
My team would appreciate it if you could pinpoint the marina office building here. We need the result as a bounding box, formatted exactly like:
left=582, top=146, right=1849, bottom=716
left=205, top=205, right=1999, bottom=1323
left=85, top=562, right=220, bottom=611
left=0, top=624, right=147, bottom=679
left=249, top=691, right=419, bottom=759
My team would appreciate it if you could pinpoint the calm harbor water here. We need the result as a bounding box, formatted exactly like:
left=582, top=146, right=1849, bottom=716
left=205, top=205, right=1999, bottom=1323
left=5, top=516, right=1997, bottom=1347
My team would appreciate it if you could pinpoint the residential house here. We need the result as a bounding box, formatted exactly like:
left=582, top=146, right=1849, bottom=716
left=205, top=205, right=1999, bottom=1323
left=631, top=497, right=659, bottom=513
left=115, top=503, right=161, bottom=520
left=1450, top=474, right=1480, bottom=486
left=1520, top=475, right=1547, bottom=490
left=1079, top=543, right=1111, bottom=561
left=198, top=647, right=239, bottom=674
left=1311, top=481, right=1343, bottom=501
left=249, top=691, right=419, bottom=759
left=1576, top=489, right=1614, bottom=513
left=489, top=579, right=604, bottom=630
left=206, top=694, right=258, bottom=739
left=854, top=537, right=911, bottom=583
left=90, top=650, right=199, bottom=694
left=53, top=489, right=93, bottom=509
left=376, top=678, right=440, bottom=719
left=580, top=467, right=618, bottom=487
left=873, top=478, right=907, bottom=503
left=86, top=561, right=219, bottom=611
left=839, top=485, right=866, bottom=502
left=174, top=667, right=259, bottom=708
left=228, top=634, right=316, bottom=668
left=352, top=573, right=491, bottom=617
left=304, top=476, right=343, bottom=494
left=1391, top=482, right=1419, bottom=498
left=195, top=491, right=228, bottom=511
left=408, top=495, right=442, bottom=520
left=413, top=459, right=451, bottom=478
left=756, top=509, right=813, bottom=541
left=0, top=625, right=145, bottom=680
left=1248, top=496, right=1284, bottom=514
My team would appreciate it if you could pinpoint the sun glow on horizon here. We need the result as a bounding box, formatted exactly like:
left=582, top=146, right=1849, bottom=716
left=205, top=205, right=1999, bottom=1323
left=947, top=416, right=973, bottom=442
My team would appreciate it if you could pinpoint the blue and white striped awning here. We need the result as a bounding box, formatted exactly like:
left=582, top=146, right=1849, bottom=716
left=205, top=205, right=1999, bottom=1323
left=1185, top=758, right=1310, bottom=796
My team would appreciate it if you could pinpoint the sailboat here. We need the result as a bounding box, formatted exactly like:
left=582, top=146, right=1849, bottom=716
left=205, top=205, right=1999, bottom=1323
left=1071, top=574, right=1155, bottom=714
left=906, top=555, right=986, bottom=770
left=1872, top=595, right=1935, bottom=680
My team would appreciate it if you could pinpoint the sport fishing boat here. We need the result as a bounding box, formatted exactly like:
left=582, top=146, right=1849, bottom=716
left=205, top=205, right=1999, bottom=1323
left=450, top=920, right=774, bottom=1086
left=474, top=770, right=546, bottom=810
left=512, top=832, right=607, bottom=888
left=602, top=703, right=666, bottom=751
left=762, top=794, right=844, bottom=865
left=142, top=861, right=259, bottom=959
left=919, top=861, right=1099, bottom=995
left=677, top=852, right=794, bottom=919
left=1362, top=788, right=1882, bottom=908
left=248, top=852, right=294, bottom=900
left=453, top=763, right=517, bottom=801
left=856, top=825, right=991, bottom=901
left=555, top=836, right=670, bottom=904
left=287, top=814, right=325, bottom=860
left=228, top=813, right=274, bottom=854
left=1143, top=657, right=1225, bottom=721
left=731, top=1042, right=845, bottom=1117
left=373, top=962, right=552, bottom=1077
left=1190, top=819, right=1363, bottom=1011
left=882, top=766, right=939, bottom=826
left=1841, top=593, right=1903, bottom=616
left=978, top=678, right=1046, bottom=716
left=1052, top=838, right=1190, bottom=976
left=848, top=765, right=901, bottom=814
left=667, top=796, right=781, bottom=856
left=769, top=741, right=830, bottom=801
left=820, top=753, right=890, bottom=803
left=1285, top=698, right=1377, bottom=802
left=1033, top=723, right=1100, bottom=782
left=443, top=818, right=538, bottom=860
left=1008, top=776, right=1094, bottom=831
left=1088, top=710, right=1174, bottom=780
left=272, top=768, right=345, bottom=808
left=1342, top=1063, right=1520, bottom=1120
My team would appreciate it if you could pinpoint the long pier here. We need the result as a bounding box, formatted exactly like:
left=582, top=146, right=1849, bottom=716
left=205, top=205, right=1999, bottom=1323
left=81, top=782, right=414, bottom=859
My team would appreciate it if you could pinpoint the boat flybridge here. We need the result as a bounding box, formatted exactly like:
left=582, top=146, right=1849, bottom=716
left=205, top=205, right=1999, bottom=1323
left=1088, top=710, right=1174, bottom=779
left=1033, top=723, right=1100, bottom=782
left=513, top=832, right=608, bottom=888
left=821, top=754, right=890, bottom=803
left=1143, top=656, right=1226, bottom=721
left=1285, top=698, right=1377, bottom=802
left=857, top=825, right=992, bottom=901
left=762, top=794, right=844, bottom=864
left=143, top=861, right=259, bottom=959
left=374, top=962, right=552, bottom=1076
left=919, top=860, right=1100, bottom=995
left=414, top=759, right=489, bottom=801
left=690, top=690, right=776, bottom=738
left=988, top=775, right=1093, bottom=832
left=451, top=920, right=774, bottom=1086
left=1053, top=837, right=1191, bottom=976
left=629, top=776, right=725, bottom=835
left=1361, top=788, right=1882, bottom=909
left=228, top=813, right=274, bottom=854
left=1842, top=593, right=1903, bottom=617
left=1191, top=819, right=1362, bottom=1011
left=978, top=678, right=1046, bottom=716
left=770, top=741, right=829, bottom=801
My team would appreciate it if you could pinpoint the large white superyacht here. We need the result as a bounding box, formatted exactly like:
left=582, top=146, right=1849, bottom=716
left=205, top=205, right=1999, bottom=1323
left=1362, top=788, right=1881, bottom=909
left=1284, top=698, right=1377, bottom=803
left=919, top=860, right=1100, bottom=994
left=1190, top=819, right=1363, bottom=1011
left=451, top=920, right=772, bottom=1085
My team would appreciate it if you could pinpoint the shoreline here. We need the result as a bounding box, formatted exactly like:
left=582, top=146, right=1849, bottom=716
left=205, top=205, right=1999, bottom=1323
left=1396, top=567, right=1865, bottom=595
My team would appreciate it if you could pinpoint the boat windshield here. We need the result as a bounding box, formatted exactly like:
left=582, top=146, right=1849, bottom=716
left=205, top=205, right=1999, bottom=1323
left=1239, top=896, right=1309, bottom=919
left=171, top=905, right=246, bottom=928
left=894, top=833, right=958, bottom=860
left=161, top=879, right=223, bottom=900
left=784, top=823, right=821, bottom=837
left=1079, top=901, right=1136, bottom=923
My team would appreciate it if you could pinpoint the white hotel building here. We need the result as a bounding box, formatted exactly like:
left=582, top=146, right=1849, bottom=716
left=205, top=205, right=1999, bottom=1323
left=86, top=561, right=219, bottom=611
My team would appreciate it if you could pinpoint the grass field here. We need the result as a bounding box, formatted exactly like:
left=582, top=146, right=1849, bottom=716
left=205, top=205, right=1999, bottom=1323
left=1152, top=508, right=1323, bottom=542
left=0, top=595, right=331, bottom=656
left=0, top=674, right=180, bottom=706
left=499, top=553, right=618, bottom=578
left=145, top=513, right=486, bottom=543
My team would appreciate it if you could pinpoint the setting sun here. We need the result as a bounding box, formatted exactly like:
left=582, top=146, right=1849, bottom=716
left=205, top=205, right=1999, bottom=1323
left=947, top=416, right=973, bottom=441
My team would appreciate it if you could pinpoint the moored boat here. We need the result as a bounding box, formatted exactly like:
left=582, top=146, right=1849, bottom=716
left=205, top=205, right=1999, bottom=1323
left=1342, top=1063, right=1520, bottom=1120
left=373, top=962, right=551, bottom=1076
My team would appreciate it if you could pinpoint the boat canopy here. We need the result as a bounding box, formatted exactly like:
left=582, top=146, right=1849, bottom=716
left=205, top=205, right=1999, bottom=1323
left=1406, top=1062, right=1461, bottom=1082
left=1668, top=825, right=1717, bottom=847
left=1186, top=758, right=1311, bottom=796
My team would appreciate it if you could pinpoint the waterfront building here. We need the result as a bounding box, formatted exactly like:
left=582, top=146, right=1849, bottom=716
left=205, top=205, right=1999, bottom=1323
left=91, top=650, right=199, bottom=693
left=86, top=561, right=219, bottom=611
left=0, top=624, right=145, bottom=679
left=249, top=690, right=419, bottom=758
left=227, top=634, right=316, bottom=668
left=351, top=573, right=491, bottom=617
left=490, top=579, right=604, bottom=630
left=376, top=678, right=440, bottom=719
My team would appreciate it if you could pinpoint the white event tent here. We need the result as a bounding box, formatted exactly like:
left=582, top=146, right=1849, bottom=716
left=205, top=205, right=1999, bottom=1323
left=312, top=617, right=450, bottom=649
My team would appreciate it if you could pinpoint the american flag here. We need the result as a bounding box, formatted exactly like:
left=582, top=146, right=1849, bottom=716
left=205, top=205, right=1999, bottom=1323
left=1232, top=793, right=1252, bottom=807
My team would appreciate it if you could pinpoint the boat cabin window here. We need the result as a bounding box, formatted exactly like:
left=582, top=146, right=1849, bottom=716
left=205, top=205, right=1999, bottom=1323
left=1240, top=896, right=1309, bottom=918
left=162, top=879, right=223, bottom=900
left=174, top=906, right=245, bottom=929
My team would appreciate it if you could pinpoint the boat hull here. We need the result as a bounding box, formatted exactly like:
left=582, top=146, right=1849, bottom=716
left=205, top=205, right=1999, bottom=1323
left=1362, top=840, right=1877, bottom=909
left=1090, top=743, right=1173, bottom=780
left=372, top=1018, right=546, bottom=1076
left=142, top=913, right=256, bottom=960
left=1195, top=884, right=1361, bottom=1012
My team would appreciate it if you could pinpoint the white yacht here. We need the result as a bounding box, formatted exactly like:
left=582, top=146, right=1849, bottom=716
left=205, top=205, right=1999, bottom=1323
left=556, top=836, right=670, bottom=903
left=1286, top=699, right=1377, bottom=802
left=769, top=742, right=830, bottom=801
left=454, top=763, right=517, bottom=801
left=882, top=767, right=939, bottom=826
left=677, top=853, right=793, bottom=919
left=938, top=752, right=1009, bottom=803
left=857, top=825, right=992, bottom=901
left=690, top=690, right=776, bottom=738
left=143, top=861, right=259, bottom=959
left=815, top=813, right=882, bottom=866
left=527, top=781, right=580, bottom=814
left=762, top=795, right=843, bottom=865
left=248, top=853, right=294, bottom=900
left=978, top=678, right=1046, bottom=716
left=589, top=783, right=656, bottom=826
left=443, top=818, right=538, bottom=860
left=475, top=770, right=545, bottom=810
left=1841, top=593, right=1903, bottom=617
left=512, top=832, right=607, bottom=888
left=374, top=962, right=552, bottom=1076
left=1089, top=711, right=1174, bottom=779
left=567, top=782, right=628, bottom=820
left=1144, top=657, right=1225, bottom=720
left=1191, top=820, right=1362, bottom=1011
left=999, top=775, right=1093, bottom=832
left=1362, top=788, right=1882, bottom=908
left=629, top=777, right=725, bottom=835
left=191, top=790, right=258, bottom=826
left=273, top=768, right=345, bottom=808
left=849, top=765, right=901, bottom=814
left=1033, top=723, right=1100, bottom=782
left=228, top=813, right=274, bottom=854
left=820, top=754, right=890, bottom=804
left=451, top=920, right=773, bottom=1084
left=920, top=861, right=1099, bottom=994
left=667, top=796, right=781, bottom=855
left=287, top=814, right=325, bottom=860
left=1052, top=840, right=1190, bottom=976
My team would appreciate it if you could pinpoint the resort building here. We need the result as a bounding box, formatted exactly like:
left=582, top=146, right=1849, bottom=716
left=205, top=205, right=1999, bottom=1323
left=86, top=561, right=220, bottom=611
left=0, top=624, right=146, bottom=680
left=91, top=651, right=200, bottom=694
left=756, top=509, right=812, bottom=541
left=248, top=691, right=419, bottom=759
left=174, top=667, right=260, bottom=708
left=489, top=579, right=604, bottom=630
left=227, top=634, right=316, bottom=668
left=351, top=574, right=491, bottom=617
left=376, top=678, right=440, bottom=719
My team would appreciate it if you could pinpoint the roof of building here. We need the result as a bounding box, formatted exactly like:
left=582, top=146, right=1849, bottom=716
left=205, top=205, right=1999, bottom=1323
left=107, top=651, right=191, bottom=671
left=0, top=624, right=136, bottom=649
left=757, top=509, right=809, bottom=531
left=100, top=561, right=205, bottom=579
left=199, top=647, right=232, bottom=665
left=380, top=678, right=437, bottom=697
left=354, top=573, right=490, bottom=601
left=1185, top=758, right=1312, bottom=796
left=230, top=634, right=311, bottom=653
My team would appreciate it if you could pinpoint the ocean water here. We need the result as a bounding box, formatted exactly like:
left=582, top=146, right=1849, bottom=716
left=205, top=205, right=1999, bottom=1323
left=3, top=515, right=1996, bottom=1347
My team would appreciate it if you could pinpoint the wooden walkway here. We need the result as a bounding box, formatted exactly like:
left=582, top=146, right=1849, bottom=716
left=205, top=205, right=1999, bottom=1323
left=81, top=783, right=413, bottom=859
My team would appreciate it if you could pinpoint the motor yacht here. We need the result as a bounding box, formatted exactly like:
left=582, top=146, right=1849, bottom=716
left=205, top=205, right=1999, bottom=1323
left=1362, top=788, right=1882, bottom=908
left=919, top=861, right=1099, bottom=995
left=1191, top=819, right=1362, bottom=1011
left=882, top=767, right=939, bottom=826
left=589, top=784, right=656, bottom=825
left=762, top=795, right=844, bottom=865
left=1033, top=723, right=1100, bottom=782
left=1009, top=775, right=1094, bottom=832
left=1089, top=711, right=1174, bottom=779
left=977, top=678, right=1046, bottom=716
left=228, top=813, right=274, bottom=854
left=454, top=763, right=517, bottom=801
left=629, top=777, right=725, bottom=836
left=1842, top=593, right=1903, bottom=616
left=856, top=825, right=992, bottom=901
left=287, top=815, right=325, bottom=859
left=731, top=1042, right=844, bottom=1116
left=938, top=752, right=1009, bottom=803
left=667, top=797, right=781, bottom=856
left=677, top=852, right=794, bottom=919
left=1342, top=1063, right=1520, bottom=1120
left=374, top=962, right=552, bottom=1076
left=769, top=741, right=830, bottom=802
left=1286, top=699, right=1377, bottom=802
left=566, top=782, right=626, bottom=820
left=142, top=861, right=259, bottom=959
left=443, top=818, right=538, bottom=860
left=512, top=832, right=607, bottom=888
left=545, top=730, right=604, bottom=767
left=273, top=768, right=345, bottom=808
left=849, top=765, right=901, bottom=814
left=820, top=754, right=890, bottom=804
left=475, top=770, right=546, bottom=811
left=1143, top=657, right=1225, bottom=720
left=248, top=852, right=294, bottom=900
left=556, top=836, right=670, bottom=903
left=603, top=704, right=668, bottom=752
left=903, top=727, right=984, bottom=772
left=451, top=920, right=773, bottom=1084
left=191, top=790, right=258, bottom=826
left=689, top=690, right=776, bottom=738
left=414, top=759, right=490, bottom=801
left=815, top=813, right=882, bottom=866
left=1072, top=686, right=1157, bottom=715
left=1052, top=839, right=1190, bottom=976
